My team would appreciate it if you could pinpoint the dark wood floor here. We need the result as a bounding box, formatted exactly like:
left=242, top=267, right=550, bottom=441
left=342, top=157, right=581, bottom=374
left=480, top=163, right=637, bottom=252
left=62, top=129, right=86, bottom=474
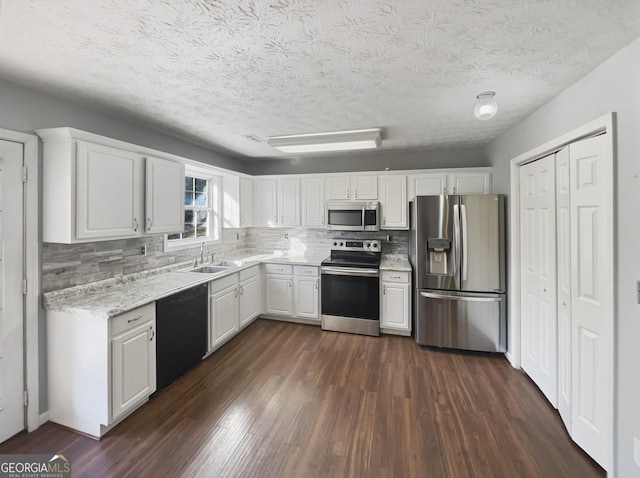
left=2, top=319, right=603, bottom=478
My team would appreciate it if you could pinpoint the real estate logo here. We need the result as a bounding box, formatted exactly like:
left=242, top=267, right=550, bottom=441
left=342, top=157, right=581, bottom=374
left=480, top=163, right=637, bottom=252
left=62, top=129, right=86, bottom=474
left=0, top=454, right=70, bottom=478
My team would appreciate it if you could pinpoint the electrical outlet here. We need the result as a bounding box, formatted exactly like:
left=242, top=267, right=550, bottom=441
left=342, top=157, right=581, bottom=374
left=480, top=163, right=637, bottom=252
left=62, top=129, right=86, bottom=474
left=634, top=437, right=640, bottom=467
left=284, top=233, right=288, bottom=240
left=139, top=244, right=147, bottom=256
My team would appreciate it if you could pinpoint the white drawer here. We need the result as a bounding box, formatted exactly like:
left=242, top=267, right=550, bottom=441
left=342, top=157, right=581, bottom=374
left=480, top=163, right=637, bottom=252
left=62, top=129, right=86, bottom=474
left=294, top=265, right=318, bottom=277
left=264, top=263, right=292, bottom=275
left=209, top=273, right=238, bottom=294
left=111, top=302, right=155, bottom=336
left=239, top=265, right=260, bottom=281
left=381, top=271, right=410, bottom=283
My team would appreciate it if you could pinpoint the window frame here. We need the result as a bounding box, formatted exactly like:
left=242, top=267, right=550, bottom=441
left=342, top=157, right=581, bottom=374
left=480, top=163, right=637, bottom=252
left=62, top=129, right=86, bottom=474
left=164, top=166, right=221, bottom=252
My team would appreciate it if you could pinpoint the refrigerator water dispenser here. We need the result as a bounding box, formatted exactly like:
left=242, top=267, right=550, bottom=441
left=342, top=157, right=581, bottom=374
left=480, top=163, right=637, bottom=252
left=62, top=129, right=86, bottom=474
left=427, top=238, right=451, bottom=275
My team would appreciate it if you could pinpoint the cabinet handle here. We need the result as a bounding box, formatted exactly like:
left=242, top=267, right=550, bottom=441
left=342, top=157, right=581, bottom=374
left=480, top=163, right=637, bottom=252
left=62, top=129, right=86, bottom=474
left=127, top=313, right=143, bottom=323
left=391, top=275, right=401, bottom=279
left=289, top=279, right=292, bottom=288
left=355, top=189, right=358, bottom=198
left=383, top=216, right=386, bottom=225
left=383, top=286, right=386, bottom=295
left=147, top=217, right=152, bottom=230
left=315, top=280, right=318, bottom=289
left=234, top=287, right=238, bottom=297
left=149, top=326, right=155, bottom=341
left=321, top=214, right=324, bottom=225
left=273, top=216, right=277, bottom=224
left=453, top=187, right=456, bottom=194
left=133, top=218, right=139, bottom=232
left=347, top=188, right=350, bottom=198
left=281, top=216, right=284, bottom=223
left=240, top=285, right=244, bottom=295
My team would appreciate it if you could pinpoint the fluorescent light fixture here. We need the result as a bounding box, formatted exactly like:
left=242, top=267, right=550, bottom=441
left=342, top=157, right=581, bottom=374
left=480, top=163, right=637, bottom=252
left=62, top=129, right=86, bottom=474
left=268, top=128, right=382, bottom=153
left=474, top=91, right=498, bottom=120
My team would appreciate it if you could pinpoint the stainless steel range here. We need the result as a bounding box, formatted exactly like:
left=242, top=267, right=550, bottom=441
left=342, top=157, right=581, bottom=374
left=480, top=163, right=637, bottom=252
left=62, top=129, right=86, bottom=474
left=321, top=239, right=381, bottom=337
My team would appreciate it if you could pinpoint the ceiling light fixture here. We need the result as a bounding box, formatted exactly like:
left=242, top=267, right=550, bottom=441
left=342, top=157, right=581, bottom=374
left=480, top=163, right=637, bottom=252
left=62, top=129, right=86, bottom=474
left=267, top=128, right=382, bottom=154
left=474, top=91, right=498, bottom=120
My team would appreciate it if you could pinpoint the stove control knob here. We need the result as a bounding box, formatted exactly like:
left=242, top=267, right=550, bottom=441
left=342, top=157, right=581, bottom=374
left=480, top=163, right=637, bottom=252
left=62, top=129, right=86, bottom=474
left=365, top=242, right=370, bottom=248
left=339, top=242, right=344, bottom=246
left=333, top=241, right=338, bottom=246
left=371, top=242, right=378, bottom=249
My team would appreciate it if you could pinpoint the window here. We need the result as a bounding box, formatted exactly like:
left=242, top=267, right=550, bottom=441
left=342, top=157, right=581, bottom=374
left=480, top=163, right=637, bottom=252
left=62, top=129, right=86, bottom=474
left=166, top=171, right=221, bottom=250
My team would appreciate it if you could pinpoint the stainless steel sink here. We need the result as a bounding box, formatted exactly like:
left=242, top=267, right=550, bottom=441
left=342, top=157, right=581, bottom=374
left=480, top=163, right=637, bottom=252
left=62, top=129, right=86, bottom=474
left=189, top=265, right=230, bottom=274
left=213, top=260, right=244, bottom=267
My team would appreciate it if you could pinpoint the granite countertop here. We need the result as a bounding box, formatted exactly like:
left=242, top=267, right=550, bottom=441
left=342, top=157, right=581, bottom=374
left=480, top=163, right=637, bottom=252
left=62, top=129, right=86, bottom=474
left=380, top=254, right=412, bottom=272
left=43, top=252, right=329, bottom=318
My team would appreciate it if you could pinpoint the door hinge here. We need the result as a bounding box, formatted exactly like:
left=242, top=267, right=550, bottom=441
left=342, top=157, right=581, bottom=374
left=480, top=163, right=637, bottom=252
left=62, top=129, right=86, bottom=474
left=22, top=166, right=28, bottom=182
left=23, top=390, right=28, bottom=407
left=22, top=278, right=28, bottom=295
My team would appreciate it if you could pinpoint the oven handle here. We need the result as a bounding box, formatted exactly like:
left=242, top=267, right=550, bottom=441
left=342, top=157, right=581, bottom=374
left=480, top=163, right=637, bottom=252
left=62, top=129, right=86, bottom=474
left=321, top=266, right=380, bottom=278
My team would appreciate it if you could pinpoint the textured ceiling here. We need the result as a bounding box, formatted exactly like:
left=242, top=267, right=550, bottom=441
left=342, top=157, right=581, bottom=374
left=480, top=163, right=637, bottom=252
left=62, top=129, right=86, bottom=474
left=0, top=0, right=639, bottom=161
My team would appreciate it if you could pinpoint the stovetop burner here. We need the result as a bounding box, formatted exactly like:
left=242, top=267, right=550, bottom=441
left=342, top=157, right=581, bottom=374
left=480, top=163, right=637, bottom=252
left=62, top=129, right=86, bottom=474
left=321, top=238, right=381, bottom=269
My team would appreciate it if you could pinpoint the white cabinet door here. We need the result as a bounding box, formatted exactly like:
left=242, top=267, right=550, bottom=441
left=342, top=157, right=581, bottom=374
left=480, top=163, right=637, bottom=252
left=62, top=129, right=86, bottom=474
left=253, top=179, right=278, bottom=226
left=76, top=141, right=143, bottom=239
left=277, top=178, right=300, bottom=226
left=240, top=177, right=253, bottom=227
left=449, top=172, right=491, bottom=194
left=294, top=276, right=319, bottom=320
left=351, top=175, right=377, bottom=200
left=301, top=177, right=325, bottom=227
left=325, top=176, right=351, bottom=200
left=145, top=156, right=184, bottom=234
left=210, top=285, right=239, bottom=350
left=265, top=274, right=293, bottom=316
left=379, top=175, right=407, bottom=229
left=411, top=173, right=447, bottom=199
left=381, top=282, right=410, bottom=331
left=111, top=321, right=156, bottom=420
left=520, top=154, right=557, bottom=407
left=239, top=275, right=261, bottom=327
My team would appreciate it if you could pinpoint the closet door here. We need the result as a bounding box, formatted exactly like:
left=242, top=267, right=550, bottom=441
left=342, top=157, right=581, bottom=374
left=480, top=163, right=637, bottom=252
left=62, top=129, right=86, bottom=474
left=555, top=147, right=572, bottom=431
left=520, top=154, right=557, bottom=406
left=569, top=135, right=613, bottom=470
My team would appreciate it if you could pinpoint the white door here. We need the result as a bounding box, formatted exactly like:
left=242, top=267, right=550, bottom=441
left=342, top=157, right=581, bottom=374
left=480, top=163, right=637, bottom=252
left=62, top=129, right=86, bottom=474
left=0, top=140, right=25, bottom=443
left=449, top=172, right=491, bottom=194
left=239, top=276, right=261, bottom=327
left=253, top=179, right=277, bottom=226
left=569, top=135, right=613, bottom=470
left=381, top=282, right=410, bottom=330
left=76, top=141, right=142, bottom=239
left=210, top=286, right=239, bottom=349
left=239, top=178, right=253, bottom=227
left=294, top=276, right=319, bottom=319
left=351, top=176, right=378, bottom=200
left=379, top=175, right=407, bottom=229
left=145, top=157, right=184, bottom=234
left=265, top=275, right=293, bottom=316
left=555, top=147, right=572, bottom=432
left=520, top=153, right=558, bottom=406
left=111, top=322, right=156, bottom=421
left=301, top=178, right=325, bottom=227
left=277, top=178, right=300, bottom=226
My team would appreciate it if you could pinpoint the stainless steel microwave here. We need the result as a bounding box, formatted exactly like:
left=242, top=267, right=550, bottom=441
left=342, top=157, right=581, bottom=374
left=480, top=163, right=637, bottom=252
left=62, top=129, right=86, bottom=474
left=325, top=201, right=380, bottom=231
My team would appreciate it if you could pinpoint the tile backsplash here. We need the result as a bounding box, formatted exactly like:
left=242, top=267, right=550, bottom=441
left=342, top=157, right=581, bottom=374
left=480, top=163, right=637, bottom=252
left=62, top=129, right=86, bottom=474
left=42, top=227, right=409, bottom=292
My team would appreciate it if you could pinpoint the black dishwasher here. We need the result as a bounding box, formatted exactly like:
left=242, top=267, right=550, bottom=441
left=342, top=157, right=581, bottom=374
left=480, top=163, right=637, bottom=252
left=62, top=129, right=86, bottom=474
left=155, top=283, right=208, bottom=392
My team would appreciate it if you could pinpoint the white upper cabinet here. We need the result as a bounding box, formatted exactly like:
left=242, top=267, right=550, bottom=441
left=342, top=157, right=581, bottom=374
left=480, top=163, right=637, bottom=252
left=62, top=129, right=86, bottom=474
left=253, top=178, right=300, bottom=227
left=223, top=175, right=253, bottom=228
left=37, top=128, right=186, bottom=243
left=325, top=175, right=378, bottom=200
left=448, top=171, right=492, bottom=195
left=379, top=175, right=408, bottom=230
left=301, top=177, right=325, bottom=227
left=76, top=141, right=143, bottom=240
left=409, top=168, right=491, bottom=199
left=277, top=178, right=300, bottom=226
left=145, top=156, right=185, bottom=234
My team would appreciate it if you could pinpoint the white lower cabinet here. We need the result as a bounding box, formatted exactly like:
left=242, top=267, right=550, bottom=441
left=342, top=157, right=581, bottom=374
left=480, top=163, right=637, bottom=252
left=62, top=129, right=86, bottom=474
left=380, top=271, right=411, bottom=335
left=209, top=265, right=262, bottom=351
left=47, top=302, right=156, bottom=437
left=264, top=263, right=320, bottom=322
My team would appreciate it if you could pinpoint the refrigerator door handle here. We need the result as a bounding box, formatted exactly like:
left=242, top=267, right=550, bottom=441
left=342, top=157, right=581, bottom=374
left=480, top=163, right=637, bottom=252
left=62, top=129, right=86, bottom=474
left=453, top=203, right=461, bottom=284
left=460, top=204, right=468, bottom=282
left=419, top=291, right=503, bottom=302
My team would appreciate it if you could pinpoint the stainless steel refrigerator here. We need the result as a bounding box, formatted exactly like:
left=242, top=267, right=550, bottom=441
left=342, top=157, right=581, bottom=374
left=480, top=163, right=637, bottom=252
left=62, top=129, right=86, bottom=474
left=409, top=195, right=506, bottom=352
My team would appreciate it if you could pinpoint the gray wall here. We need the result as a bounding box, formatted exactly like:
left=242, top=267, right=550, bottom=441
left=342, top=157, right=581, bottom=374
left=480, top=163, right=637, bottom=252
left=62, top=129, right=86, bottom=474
left=245, top=145, right=488, bottom=175
left=486, top=36, right=640, bottom=477
left=0, top=78, right=248, bottom=173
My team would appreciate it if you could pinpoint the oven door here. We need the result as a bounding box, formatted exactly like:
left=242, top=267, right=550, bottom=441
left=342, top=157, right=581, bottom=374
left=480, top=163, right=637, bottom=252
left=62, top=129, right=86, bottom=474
left=321, top=267, right=380, bottom=320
